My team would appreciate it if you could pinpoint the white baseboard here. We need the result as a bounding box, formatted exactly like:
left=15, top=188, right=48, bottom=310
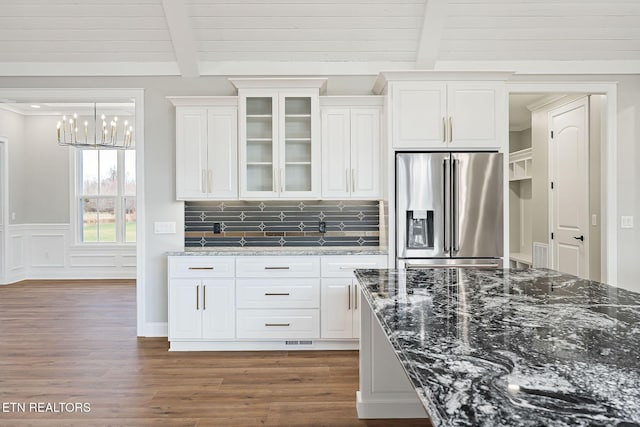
left=356, top=391, right=428, bottom=419
left=169, top=339, right=359, bottom=351
left=144, top=322, right=168, bottom=337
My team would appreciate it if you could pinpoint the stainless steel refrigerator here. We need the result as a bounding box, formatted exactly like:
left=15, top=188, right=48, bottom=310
left=396, top=152, right=503, bottom=268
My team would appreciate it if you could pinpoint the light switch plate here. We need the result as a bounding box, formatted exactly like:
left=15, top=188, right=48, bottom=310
left=591, top=214, right=597, bottom=226
left=154, top=221, right=176, bottom=234
left=621, top=216, right=634, bottom=229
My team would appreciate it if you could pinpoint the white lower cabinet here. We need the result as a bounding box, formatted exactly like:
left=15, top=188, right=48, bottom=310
left=168, top=278, right=235, bottom=340
left=321, top=279, right=360, bottom=339
left=168, top=254, right=386, bottom=350
left=320, top=255, right=387, bottom=340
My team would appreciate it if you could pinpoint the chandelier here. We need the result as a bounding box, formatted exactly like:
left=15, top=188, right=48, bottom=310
left=57, top=103, right=134, bottom=149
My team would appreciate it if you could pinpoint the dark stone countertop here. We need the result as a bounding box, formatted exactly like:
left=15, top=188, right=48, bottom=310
left=355, top=268, right=640, bottom=427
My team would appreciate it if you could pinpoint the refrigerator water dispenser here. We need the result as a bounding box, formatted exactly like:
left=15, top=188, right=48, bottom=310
left=406, top=210, right=434, bottom=249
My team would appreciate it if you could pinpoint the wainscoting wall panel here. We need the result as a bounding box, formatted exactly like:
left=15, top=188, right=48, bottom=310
left=2, top=224, right=135, bottom=284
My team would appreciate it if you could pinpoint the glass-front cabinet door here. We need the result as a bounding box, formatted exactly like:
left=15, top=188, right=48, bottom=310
left=240, top=90, right=319, bottom=199
left=244, top=96, right=277, bottom=196
left=281, top=95, right=312, bottom=193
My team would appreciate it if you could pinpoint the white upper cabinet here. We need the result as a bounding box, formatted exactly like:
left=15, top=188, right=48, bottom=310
left=171, top=97, right=238, bottom=200
left=233, top=79, right=326, bottom=200
left=320, top=98, right=382, bottom=199
left=389, top=79, right=506, bottom=150
left=391, top=82, right=447, bottom=147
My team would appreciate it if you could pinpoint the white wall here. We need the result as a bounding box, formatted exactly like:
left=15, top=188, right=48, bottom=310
left=23, top=115, right=70, bottom=223
left=0, top=108, right=25, bottom=224
left=0, top=73, right=637, bottom=332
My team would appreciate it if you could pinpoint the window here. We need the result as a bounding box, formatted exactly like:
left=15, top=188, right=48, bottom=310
left=76, top=149, right=136, bottom=243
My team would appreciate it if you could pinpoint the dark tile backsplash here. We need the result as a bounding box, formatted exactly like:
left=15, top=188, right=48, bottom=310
left=185, top=200, right=380, bottom=247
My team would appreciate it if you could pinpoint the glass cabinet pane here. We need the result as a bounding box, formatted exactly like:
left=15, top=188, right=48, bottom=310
left=245, top=97, right=274, bottom=192
left=283, top=97, right=312, bottom=192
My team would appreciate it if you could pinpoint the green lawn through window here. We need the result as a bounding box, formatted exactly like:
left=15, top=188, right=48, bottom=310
left=83, top=222, right=136, bottom=243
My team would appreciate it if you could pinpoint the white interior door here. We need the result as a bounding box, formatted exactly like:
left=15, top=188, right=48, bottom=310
left=549, top=98, right=589, bottom=278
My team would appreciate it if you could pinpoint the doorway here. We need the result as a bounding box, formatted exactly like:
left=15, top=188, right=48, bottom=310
left=508, top=91, right=608, bottom=282
left=0, top=88, right=145, bottom=335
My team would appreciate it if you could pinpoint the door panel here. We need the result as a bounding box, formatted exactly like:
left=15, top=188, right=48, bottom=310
left=452, top=153, right=503, bottom=258
left=557, top=243, right=580, bottom=277
left=207, top=107, right=238, bottom=198
left=550, top=98, right=589, bottom=278
left=396, top=152, right=448, bottom=259
left=201, top=279, right=235, bottom=339
left=391, top=82, right=446, bottom=148
left=351, top=108, right=381, bottom=198
left=447, top=82, right=503, bottom=148
left=321, top=279, right=353, bottom=339
left=176, top=108, right=208, bottom=199
left=321, top=108, right=351, bottom=198
left=168, top=280, right=201, bottom=339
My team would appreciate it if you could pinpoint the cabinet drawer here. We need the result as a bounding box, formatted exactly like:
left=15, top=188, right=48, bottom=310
left=169, top=256, right=235, bottom=278
left=236, top=309, right=320, bottom=339
left=236, top=256, right=320, bottom=278
left=236, top=279, right=319, bottom=309
left=321, top=255, right=388, bottom=277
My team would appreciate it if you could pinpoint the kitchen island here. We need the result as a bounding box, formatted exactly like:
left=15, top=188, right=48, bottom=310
left=355, top=268, right=640, bottom=426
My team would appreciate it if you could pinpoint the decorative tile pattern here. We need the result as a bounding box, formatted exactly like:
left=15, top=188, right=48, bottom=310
left=185, top=200, right=380, bottom=247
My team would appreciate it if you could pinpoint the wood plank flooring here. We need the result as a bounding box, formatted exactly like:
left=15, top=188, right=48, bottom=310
left=0, top=280, right=430, bottom=426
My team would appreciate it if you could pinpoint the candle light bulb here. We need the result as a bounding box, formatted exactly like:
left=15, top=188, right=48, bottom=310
left=84, top=120, right=88, bottom=126
left=69, top=119, right=73, bottom=124
left=73, top=113, right=77, bottom=119
left=57, top=121, right=61, bottom=129
left=114, top=116, right=118, bottom=122
left=124, top=120, right=128, bottom=126
left=62, top=115, right=67, bottom=121
left=101, top=114, right=105, bottom=120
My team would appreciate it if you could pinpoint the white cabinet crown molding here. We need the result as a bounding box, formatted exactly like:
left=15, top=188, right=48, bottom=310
left=229, top=78, right=328, bottom=94
left=167, top=96, right=238, bottom=106
left=373, top=70, right=514, bottom=95
left=319, top=96, right=385, bottom=107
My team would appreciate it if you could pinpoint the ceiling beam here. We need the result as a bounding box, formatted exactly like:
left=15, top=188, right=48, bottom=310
left=161, top=0, right=199, bottom=78
left=415, top=0, right=448, bottom=69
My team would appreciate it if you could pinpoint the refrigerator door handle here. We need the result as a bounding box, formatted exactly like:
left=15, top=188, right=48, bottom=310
left=443, top=158, right=450, bottom=253
left=452, top=158, right=459, bottom=252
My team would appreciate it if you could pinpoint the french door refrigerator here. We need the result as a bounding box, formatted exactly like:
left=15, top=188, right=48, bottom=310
left=396, top=152, right=503, bottom=268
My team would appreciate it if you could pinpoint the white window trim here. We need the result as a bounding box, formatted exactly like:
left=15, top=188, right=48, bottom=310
left=70, top=148, right=136, bottom=248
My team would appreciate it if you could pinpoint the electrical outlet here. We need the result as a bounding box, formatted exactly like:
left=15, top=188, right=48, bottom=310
left=213, top=223, right=222, bottom=234
left=621, top=216, right=634, bottom=229
left=318, top=221, right=326, bottom=233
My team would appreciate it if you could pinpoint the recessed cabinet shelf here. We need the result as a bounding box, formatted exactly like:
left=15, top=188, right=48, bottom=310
left=509, top=148, right=533, bottom=181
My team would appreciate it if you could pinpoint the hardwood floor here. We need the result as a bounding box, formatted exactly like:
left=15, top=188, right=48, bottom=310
left=0, top=280, right=430, bottom=426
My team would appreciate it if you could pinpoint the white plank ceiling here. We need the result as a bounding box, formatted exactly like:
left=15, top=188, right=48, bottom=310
left=0, top=0, right=638, bottom=76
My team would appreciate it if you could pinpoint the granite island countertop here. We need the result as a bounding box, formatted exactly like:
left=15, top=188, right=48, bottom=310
left=167, top=246, right=388, bottom=256
left=355, top=268, right=640, bottom=427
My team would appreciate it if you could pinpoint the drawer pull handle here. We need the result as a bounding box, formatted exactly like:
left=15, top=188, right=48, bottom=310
left=264, top=266, right=290, bottom=270
left=265, top=292, right=290, bottom=296
left=188, top=267, right=214, bottom=270
left=348, top=284, right=351, bottom=310
left=265, top=323, right=290, bottom=327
